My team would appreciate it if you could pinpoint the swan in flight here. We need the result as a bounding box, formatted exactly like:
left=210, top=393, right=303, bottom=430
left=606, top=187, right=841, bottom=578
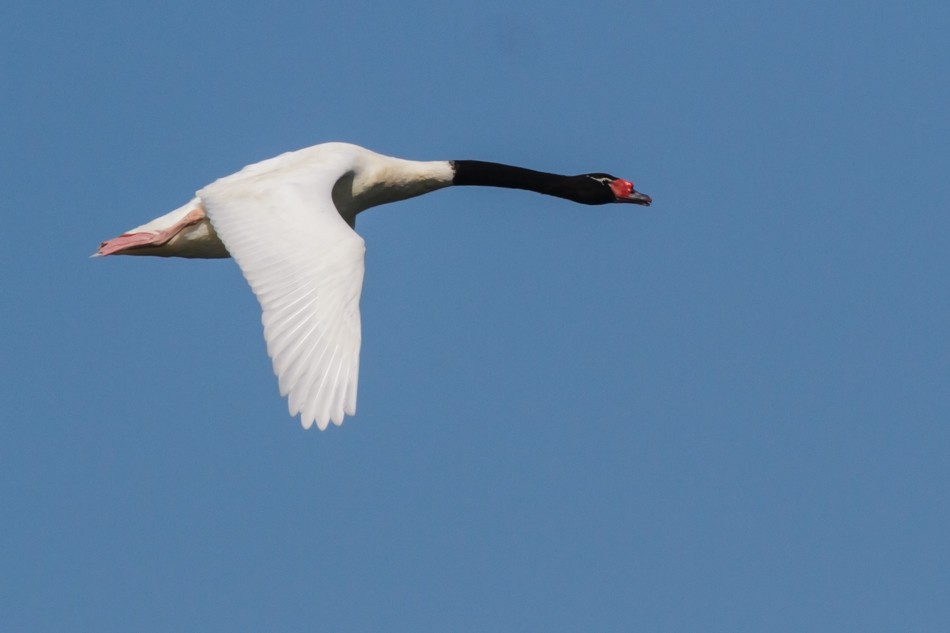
left=97, top=143, right=652, bottom=430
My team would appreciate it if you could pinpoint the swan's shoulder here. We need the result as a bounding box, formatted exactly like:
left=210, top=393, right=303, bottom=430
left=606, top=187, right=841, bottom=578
left=206, top=142, right=379, bottom=191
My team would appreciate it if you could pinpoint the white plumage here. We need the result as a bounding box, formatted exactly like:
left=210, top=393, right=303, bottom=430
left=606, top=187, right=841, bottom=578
left=198, top=151, right=367, bottom=429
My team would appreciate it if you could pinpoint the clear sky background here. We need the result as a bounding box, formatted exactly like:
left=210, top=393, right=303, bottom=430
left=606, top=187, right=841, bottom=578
left=2, top=1, right=948, bottom=631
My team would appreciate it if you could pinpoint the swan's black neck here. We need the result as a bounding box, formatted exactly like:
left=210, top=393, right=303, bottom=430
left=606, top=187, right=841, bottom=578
left=451, top=160, right=599, bottom=205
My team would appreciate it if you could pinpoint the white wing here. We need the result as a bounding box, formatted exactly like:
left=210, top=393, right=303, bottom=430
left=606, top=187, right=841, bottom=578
left=198, top=160, right=365, bottom=430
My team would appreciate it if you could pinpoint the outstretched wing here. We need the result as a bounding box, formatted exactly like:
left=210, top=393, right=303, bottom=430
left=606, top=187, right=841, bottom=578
left=198, top=164, right=365, bottom=430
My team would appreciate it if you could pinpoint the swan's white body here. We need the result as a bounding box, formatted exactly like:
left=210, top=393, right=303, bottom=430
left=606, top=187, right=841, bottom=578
left=102, top=143, right=453, bottom=429
left=99, top=142, right=651, bottom=430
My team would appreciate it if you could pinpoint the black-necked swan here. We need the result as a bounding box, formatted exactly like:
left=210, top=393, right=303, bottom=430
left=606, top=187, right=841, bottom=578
left=97, top=142, right=652, bottom=430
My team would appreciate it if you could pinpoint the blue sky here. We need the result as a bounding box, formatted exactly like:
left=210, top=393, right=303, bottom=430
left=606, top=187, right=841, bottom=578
left=2, top=0, right=948, bottom=630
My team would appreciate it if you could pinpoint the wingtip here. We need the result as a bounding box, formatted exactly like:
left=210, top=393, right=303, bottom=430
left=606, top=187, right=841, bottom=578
left=299, top=415, right=327, bottom=431
left=298, top=413, right=344, bottom=431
